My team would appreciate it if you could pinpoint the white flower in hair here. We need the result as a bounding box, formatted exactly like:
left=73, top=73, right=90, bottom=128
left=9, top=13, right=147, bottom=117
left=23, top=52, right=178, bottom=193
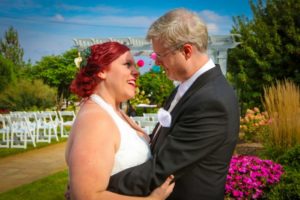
left=157, top=108, right=172, bottom=127
left=74, top=52, right=82, bottom=68
left=74, top=47, right=91, bottom=68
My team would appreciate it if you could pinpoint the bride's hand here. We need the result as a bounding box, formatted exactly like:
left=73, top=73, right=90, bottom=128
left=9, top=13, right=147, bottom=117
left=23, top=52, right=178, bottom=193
left=149, top=175, right=175, bottom=200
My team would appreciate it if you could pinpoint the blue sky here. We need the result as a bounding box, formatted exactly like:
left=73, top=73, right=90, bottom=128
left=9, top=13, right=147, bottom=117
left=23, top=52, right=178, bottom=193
left=0, top=0, right=253, bottom=63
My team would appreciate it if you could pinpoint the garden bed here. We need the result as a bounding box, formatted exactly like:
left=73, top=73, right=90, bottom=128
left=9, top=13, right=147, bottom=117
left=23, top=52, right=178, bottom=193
left=235, top=142, right=264, bottom=156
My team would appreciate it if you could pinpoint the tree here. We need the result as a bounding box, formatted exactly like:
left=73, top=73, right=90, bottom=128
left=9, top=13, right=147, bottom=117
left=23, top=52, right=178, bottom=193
left=136, top=68, right=175, bottom=107
left=0, top=79, right=56, bottom=111
left=0, top=55, right=16, bottom=91
left=227, top=0, right=300, bottom=112
left=31, top=49, right=78, bottom=108
left=0, top=26, right=24, bottom=68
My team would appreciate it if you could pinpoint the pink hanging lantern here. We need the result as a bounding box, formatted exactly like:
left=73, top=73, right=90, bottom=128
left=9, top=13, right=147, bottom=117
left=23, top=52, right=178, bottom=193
left=150, top=52, right=157, bottom=60
left=137, top=59, right=145, bottom=67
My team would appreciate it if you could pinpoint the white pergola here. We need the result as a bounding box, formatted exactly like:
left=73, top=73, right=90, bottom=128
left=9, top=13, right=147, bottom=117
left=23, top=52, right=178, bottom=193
left=73, top=35, right=240, bottom=75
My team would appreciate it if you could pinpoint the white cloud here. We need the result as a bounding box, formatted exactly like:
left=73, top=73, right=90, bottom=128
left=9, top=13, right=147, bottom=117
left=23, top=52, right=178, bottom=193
left=6, top=13, right=154, bottom=29
left=58, top=4, right=123, bottom=14
left=62, top=15, right=154, bottom=28
left=200, top=10, right=225, bottom=22
left=197, top=10, right=233, bottom=34
left=52, top=14, right=65, bottom=22
left=89, top=16, right=153, bottom=27
left=49, top=10, right=232, bottom=34
left=207, top=23, right=219, bottom=34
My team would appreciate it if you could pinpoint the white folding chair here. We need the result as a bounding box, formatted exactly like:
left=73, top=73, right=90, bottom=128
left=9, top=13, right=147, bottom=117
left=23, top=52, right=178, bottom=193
left=44, top=111, right=60, bottom=135
left=139, top=120, right=158, bottom=135
left=143, top=113, right=158, bottom=122
left=10, top=111, right=26, bottom=117
left=35, top=112, right=59, bottom=143
left=10, top=115, right=36, bottom=149
left=131, top=116, right=148, bottom=126
left=58, top=111, right=76, bottom=137
left=0, top=114, right=10, bottom=148
left=22, top=112, right=38, bottom=137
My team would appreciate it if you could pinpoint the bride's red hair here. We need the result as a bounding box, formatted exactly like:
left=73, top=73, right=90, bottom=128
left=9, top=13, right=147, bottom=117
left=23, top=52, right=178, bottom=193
left=70, top=42, right=130, bottom=98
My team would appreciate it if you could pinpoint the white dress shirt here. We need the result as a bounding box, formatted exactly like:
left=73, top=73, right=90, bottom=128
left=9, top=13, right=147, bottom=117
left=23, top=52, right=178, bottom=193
left=176, top=58, right=215, bottom=100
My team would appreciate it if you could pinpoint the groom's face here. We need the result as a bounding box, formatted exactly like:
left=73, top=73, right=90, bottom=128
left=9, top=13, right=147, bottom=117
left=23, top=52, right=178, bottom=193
left=152, top=39, right=186, bottom=81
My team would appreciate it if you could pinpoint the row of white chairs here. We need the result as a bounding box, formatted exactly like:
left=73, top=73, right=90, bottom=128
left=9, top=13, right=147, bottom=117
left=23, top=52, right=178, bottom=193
left=0, top=111, right=76, bottom=149
left=131, top=113, right=158, bottom=135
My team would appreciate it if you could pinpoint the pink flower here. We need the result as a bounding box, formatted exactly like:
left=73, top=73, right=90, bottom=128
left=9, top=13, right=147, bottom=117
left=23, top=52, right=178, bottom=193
left=232, top=190, right=241, bottom=197
left=225, top=155, right=284, bottom=199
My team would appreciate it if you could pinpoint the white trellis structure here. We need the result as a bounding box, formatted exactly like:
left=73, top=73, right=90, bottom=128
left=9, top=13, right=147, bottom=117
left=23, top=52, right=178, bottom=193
left=73, top=35, right=240, bottom=75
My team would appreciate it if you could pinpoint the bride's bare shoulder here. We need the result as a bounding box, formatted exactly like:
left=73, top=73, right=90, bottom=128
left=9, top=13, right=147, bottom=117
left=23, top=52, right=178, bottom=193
left=78, top=100, right=110, bottom=119
left=72, top=100, right=117, bottom=134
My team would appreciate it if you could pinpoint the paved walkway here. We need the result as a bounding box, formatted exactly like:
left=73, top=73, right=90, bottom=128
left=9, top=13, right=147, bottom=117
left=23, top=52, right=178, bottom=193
left=0, top=142, right=67, bottom=193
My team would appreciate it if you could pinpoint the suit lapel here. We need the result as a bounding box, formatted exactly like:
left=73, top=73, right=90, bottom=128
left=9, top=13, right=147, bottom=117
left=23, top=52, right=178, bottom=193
left=151, top=65, right=223, bottom=152
left=163, top=86, right=179, bottom=110
left=170, top=65, right=222, bottom=121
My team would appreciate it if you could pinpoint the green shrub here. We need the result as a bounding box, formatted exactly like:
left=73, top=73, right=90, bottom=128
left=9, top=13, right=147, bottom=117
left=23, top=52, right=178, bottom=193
left=262, top=145, right=300, bottom=199
left=137, top=69, right=174, bottom=107
left=277, top=145, right=300, bottom=169
left=264, top=167, right=300, bottom=200
left=0, top=79, right=56, bottom=111
left=259, top=144, right=286, bottom=162
left=130, top=87, right=151, bottom=108
left=260, top=143, right=300, bottom=167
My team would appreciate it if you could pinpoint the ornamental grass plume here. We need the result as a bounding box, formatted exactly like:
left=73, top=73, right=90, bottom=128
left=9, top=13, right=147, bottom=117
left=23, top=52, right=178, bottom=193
left=225, top=155, right=284, bottom=199
left=263, top=79, right=300, bottom=152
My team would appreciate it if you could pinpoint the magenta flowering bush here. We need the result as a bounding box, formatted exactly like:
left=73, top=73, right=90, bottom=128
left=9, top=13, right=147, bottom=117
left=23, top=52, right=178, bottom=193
left=225, top=155, right=284, bottom=199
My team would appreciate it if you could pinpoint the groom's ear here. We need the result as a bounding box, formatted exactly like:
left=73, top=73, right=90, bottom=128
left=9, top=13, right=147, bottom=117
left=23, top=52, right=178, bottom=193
left=182, top=43, right=192, bottom=60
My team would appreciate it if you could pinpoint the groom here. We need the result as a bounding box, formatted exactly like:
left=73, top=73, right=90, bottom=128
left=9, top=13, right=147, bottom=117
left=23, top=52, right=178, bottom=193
left=108, top=8, right=240, bottom=200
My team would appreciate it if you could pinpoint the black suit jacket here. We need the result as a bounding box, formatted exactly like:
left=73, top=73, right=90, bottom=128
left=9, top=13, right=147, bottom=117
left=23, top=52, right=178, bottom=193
left=108, top=65, right=240, bottom=200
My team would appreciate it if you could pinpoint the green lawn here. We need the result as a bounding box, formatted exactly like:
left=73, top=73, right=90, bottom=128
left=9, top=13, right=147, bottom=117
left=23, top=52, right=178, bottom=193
left=0, top=130, right=70, bottom=199
left=0, top=170, right=68, bottom=200
left=0, top=135, right=68, bottom=158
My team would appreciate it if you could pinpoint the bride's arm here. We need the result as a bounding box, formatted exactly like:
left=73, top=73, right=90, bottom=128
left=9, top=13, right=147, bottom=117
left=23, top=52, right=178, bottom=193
left=67, top=107, right=117, bottom=199
left=67, top=107, right=172, bottom=200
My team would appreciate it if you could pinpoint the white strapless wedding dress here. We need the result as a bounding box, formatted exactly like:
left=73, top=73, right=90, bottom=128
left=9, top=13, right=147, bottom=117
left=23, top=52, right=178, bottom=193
left=90, top=94, right=151, bottom=175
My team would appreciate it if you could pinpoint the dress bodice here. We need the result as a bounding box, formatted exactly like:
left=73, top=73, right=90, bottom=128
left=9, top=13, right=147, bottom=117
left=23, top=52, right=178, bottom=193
left=90, top=94, right=151, bottom=175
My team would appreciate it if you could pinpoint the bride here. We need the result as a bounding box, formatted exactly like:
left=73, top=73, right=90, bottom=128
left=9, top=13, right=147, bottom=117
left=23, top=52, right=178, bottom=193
left=65, top=41, right=174, bottom=200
